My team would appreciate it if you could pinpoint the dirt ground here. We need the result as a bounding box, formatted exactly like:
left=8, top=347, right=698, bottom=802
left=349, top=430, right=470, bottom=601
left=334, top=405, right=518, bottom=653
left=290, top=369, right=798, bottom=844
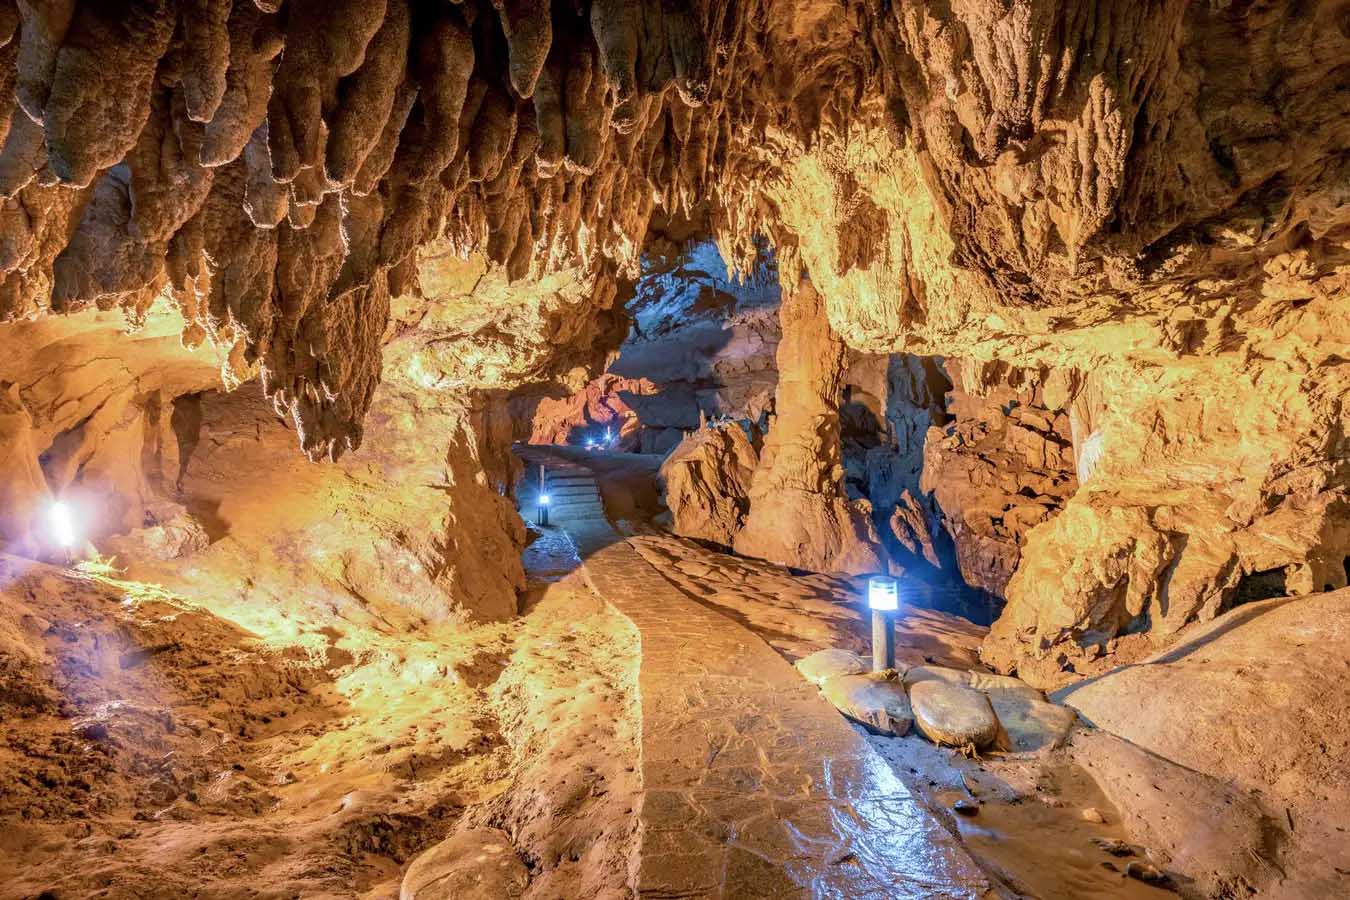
left=0, top=525, right=638, bottom=900
left=4, top=439, right=1332, bottom=899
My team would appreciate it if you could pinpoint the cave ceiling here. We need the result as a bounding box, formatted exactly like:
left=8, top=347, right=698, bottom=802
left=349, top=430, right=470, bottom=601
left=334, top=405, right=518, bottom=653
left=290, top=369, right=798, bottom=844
left=0, top=0, right=1345, bottom=460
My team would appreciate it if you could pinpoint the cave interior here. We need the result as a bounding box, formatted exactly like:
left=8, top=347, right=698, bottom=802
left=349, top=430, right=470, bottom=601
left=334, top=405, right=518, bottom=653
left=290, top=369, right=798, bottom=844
left=0, top=1, right=1348, bottom=898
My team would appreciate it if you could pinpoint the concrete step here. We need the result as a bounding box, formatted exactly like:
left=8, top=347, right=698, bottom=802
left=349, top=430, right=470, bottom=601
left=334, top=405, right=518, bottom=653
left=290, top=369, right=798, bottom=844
left=550, top=506, right=606, bottom=517
left=550, top=500, right=605, bottom=512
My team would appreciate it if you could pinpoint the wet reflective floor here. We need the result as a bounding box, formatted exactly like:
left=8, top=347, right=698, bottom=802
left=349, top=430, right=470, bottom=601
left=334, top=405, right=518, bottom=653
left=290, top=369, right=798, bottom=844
left=518, top=446, right=1177, bottom=899
left=518, top=444, right=999, bottom=898
left=578, top=523, right=999, bottom=898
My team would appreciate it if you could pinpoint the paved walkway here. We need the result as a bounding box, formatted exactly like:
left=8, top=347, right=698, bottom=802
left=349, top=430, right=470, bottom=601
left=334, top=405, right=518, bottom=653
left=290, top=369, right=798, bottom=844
left=515, top=447, right=996, bottom=899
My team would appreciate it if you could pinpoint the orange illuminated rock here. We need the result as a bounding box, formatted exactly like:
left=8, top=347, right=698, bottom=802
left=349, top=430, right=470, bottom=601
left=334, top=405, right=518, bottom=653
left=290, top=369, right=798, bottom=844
left=908, top=679, right=1001, bottom=751
left=528, top=373, right=654, bottom=449
left=0, top=0, right=1341, bottom=682
left=401, top=828, right=529, bottom=900
left=734, top=280, right=889, bottom=576
left=659, top=421, right=758, bottom=547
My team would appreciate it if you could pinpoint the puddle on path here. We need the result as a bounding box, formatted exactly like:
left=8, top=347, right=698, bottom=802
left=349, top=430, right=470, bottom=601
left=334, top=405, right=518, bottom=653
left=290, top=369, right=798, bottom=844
left=936, top=761, right=1177, bottom=899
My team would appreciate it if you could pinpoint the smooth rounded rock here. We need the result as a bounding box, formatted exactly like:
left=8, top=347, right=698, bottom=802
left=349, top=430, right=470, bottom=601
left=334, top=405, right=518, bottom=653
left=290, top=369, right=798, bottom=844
left=909, top=679, right=1001, bottom=750
left=400, top=828, right=528, bottom=900
left=906, top=665, right=1074, bottom=752
left=795, top=648, right=866, bottom=685
left=819, top=674, right=913, bottom=736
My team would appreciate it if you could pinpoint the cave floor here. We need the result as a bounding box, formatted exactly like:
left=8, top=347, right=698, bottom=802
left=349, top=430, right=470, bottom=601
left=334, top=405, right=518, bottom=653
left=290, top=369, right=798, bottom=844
left=520, top=446, right=994, bottom=897
left=0, top=531, right=643, bottom=899
left=576, top=527, right=994, bottom=897
left=0, top=437, right=1245, bottom=899
left=523, top=445, right=1182, bottom=900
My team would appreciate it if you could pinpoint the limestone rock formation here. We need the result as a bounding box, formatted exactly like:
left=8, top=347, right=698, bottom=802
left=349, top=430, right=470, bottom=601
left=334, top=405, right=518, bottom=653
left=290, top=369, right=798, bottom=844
left=527, top=373, right=654, bottom=449
left=658, top=421, right=758, bottom=547
left=0, top=0, right=727, bottom=460
left=920, top=361, right=1078, bottom=597
left=1068, top=729, right=1283, bottom=899
left=1057, top=592, right=1350, bottom=897
left=0, top=302, right=225, bottom=558
left=401, top=829, right=529, bottom=900
left=734, top=281, right=889, bottom=576
left=819, top=674, right=913, bottom=738
left=0, top=0, right=1342, bottom=685
left=4, top=3, right=1350, bottom=894
left=908, top=679, right=1000, bottom=751
left=905, top=664, right=1076, bottom=753
left=984, top=361, right=1350, bottom=685
left=794, top=648, right=866, bottom=686
left=0, top=286, right=537, bottom=626
left=518, top=239, right=780, bottom=455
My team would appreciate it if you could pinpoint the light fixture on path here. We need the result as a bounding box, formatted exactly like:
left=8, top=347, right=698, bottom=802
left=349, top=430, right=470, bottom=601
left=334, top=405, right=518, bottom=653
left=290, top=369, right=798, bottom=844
left=536, top=464, right=549, bottom=527
left=48, top=500, right=77, bottom=549
left=867, top=575, right=899, bottom=672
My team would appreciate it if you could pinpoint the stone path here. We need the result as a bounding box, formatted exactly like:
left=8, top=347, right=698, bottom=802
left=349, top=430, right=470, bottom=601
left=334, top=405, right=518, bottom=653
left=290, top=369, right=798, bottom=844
left=514, top=446, right=997, bottom=899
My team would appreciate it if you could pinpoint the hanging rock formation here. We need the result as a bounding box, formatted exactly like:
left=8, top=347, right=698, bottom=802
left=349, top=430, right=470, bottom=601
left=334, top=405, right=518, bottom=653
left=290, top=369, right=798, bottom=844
left=0, top=0, right=1343, bottom=674
left=0, top=0, right=727, bottom=461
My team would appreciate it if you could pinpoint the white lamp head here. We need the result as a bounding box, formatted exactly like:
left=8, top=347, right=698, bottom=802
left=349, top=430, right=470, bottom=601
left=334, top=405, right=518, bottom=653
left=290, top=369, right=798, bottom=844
left=539, top=494, right=551, bottom=505
left=867, top=575, right=899, bottom=612
left=48, top=500, right=77, bottom=548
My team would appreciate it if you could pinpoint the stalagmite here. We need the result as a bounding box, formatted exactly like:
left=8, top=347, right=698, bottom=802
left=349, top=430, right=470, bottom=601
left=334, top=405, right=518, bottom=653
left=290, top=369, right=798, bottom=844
left=733, top=279, right=889, bottom=576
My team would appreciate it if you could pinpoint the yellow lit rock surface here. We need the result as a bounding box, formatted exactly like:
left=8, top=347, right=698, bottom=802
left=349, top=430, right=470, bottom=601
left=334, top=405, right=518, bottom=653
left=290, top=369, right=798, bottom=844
left=0, top=1, right=1347, bottom=895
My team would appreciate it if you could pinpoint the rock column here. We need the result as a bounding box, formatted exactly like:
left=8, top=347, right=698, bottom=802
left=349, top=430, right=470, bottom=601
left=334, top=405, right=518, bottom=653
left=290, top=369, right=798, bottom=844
left=733, top=279, right=889, bottom=575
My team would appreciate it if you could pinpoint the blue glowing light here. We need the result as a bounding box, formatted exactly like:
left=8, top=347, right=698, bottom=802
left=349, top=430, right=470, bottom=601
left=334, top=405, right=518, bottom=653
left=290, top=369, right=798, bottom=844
left=867, top=575, right=899, bottom=611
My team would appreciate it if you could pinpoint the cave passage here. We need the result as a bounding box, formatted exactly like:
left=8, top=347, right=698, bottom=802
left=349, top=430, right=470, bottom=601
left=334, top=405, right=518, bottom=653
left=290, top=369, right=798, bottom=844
left=1, top=0, right=1347, bottom=897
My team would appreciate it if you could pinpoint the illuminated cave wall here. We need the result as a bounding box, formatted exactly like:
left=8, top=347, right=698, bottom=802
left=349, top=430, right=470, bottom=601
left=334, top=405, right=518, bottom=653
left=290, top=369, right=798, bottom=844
left=0, top=0, right=1343, bottom=680
left=519, top=239, right=781, bottom=453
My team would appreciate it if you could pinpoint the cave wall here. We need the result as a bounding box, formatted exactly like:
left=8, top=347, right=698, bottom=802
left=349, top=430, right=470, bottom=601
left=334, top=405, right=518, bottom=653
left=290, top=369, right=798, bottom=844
left=0, top=301, right=225, bottom=557
left=0, top=0, right=1343, bottom=678
left=122, top=380, right=526, bottom=627
left=919, top=360, right=1079, bottom=598
left=520, top=239, right=780, bottom=453
left=0, top=247, right=628, bottom=625
left=754, top=4, right=1350, bottom=682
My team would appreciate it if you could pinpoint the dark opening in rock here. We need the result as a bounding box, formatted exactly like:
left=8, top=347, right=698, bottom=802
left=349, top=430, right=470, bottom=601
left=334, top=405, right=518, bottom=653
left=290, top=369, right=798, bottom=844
left=1231, top=568, right=1289, bottom=607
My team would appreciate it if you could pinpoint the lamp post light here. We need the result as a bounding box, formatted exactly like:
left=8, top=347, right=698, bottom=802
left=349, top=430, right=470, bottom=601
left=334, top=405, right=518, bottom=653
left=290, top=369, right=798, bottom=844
left=867, top=575, right=899, bottom=672
left=48, top=500, right=77, bottom=550
left=536, top=464, right=549, bottom=526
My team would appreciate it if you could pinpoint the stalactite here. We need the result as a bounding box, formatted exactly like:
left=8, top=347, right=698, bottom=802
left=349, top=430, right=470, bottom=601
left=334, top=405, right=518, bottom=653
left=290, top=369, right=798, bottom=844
left=0, top=0, right=1341, bottom=472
